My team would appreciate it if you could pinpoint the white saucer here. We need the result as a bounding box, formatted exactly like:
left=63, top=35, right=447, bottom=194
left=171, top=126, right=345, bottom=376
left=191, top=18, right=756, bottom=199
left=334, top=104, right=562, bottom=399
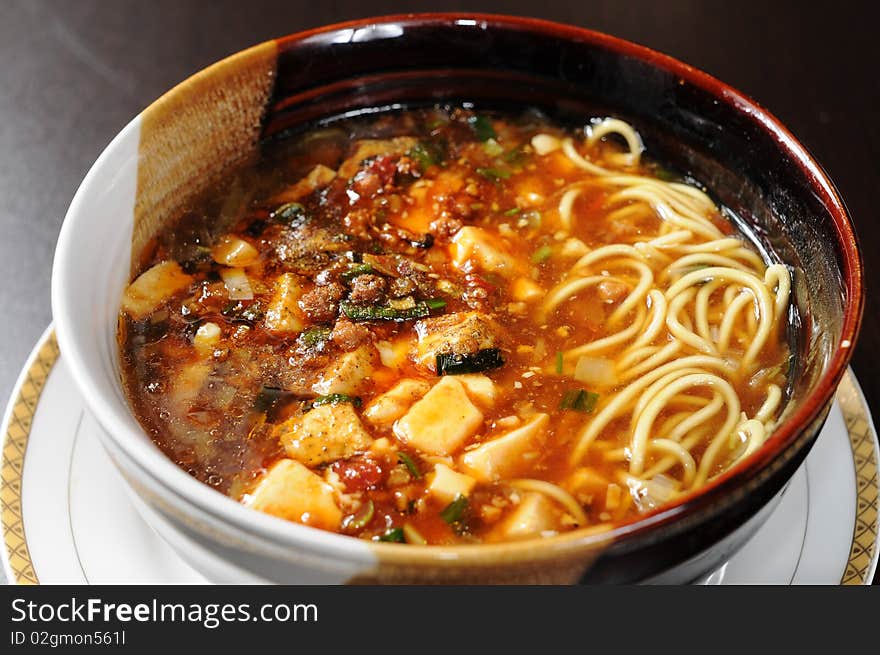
left=2, top=326, right=878, bottom=585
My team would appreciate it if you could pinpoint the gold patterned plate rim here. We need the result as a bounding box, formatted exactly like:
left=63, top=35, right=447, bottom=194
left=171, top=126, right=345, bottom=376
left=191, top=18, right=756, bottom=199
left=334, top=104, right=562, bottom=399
left=2, top=327, right=878, bottom=585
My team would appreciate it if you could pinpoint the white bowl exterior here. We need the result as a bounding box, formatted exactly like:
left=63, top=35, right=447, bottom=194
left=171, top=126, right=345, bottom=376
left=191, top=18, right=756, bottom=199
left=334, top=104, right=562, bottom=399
left=51, top=114, right=378, bottom=583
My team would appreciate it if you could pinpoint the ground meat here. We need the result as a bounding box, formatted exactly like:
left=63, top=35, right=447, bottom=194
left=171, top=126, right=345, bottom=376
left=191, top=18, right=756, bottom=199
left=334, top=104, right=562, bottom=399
left=350, top=155, right=398, bottom=198
left=298, top=283, right=345, bottom=323
left=396, top=155, right=419, bottom=178
left=462, top=273, right=496, bottom=311
left=314, top=261, right=347, bottom=286
left=388, top=276, right=417, bottom=298
left=342, top=208, right=376, bottom=240
left=348, top=274, right=387, bottom=304
left=330, top=455, right=385, bottom=493
left=429, top=215, right=463, bottom=241
left=330, top=317, right=373, bottom=351
left=396, top=259, right=437, bottom=297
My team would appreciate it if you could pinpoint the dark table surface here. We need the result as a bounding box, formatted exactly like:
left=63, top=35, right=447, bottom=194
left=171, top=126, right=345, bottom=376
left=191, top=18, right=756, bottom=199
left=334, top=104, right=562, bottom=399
left=1, top=0, right=877, bottom=585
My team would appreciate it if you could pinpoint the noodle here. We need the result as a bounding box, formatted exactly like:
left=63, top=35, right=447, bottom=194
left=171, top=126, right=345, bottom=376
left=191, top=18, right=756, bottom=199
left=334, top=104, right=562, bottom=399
left=540, top=119, right=791, bottom=493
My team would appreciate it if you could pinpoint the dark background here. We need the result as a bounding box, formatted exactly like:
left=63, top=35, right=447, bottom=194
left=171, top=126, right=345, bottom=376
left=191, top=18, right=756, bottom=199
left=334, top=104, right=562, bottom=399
left=0, top=0, right=877, bottom=584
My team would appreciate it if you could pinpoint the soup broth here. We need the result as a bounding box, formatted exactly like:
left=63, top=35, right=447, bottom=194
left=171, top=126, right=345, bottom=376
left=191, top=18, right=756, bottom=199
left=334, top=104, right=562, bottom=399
left=119, top=107, right=791, bottom=545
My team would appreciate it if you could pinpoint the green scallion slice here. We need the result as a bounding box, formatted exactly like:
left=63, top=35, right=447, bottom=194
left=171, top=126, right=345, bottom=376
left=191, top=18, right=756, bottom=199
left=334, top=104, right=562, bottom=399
left=341, top=263, right=374, bottom=282
left=378, top=527, right=405, bottom=543
left=532, top=245, right=553, bottom=263
left=468, top=115, right=496, bottom=141
left=398, top=452, right=422, bottom=479
left=344, top=500, right=374, bottom=531
left=436, top=348, right=505, bottom=375
left=440, top=495, right=468, bottom=525
left=476, top=167, right=511, bottom=182
left=311, top=393, right=362, bottom=408
left=559, top=389, right=600, bottom=413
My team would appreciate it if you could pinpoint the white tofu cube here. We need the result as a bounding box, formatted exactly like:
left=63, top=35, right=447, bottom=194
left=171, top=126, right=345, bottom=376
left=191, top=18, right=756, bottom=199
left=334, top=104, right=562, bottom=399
left=311, top=344, right=378, bottom=395
left=275, top=403, right=373, bottom=467
left=264, top=272, right=304, bottom=334
left=271, top=164, right=338, bottom=203
left=455, top=373, right=497, bottom=408
left=245, top=459, right=343, bottom=530
left=413, top=311, right=504, bottom=371
left=489, top=492, right=558, bottom=541
left=121, top=260, right=192, bottom=319
left=511, top=277, right=544, bottom=302
left=393, top=377, right=483, bottom=455
left=427, top=463, right=477, bottom=504
left=460, top=413, right=550, bottom=482
left=450, top=226, right=520, bottom=278
left=363, top=379, right=431, bottom=427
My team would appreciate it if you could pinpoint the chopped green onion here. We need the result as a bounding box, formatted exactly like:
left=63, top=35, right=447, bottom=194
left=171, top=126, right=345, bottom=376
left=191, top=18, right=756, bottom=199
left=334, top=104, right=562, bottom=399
left=301, top=326, right=331, bottom=347
left=532, top=245, right=553, bottom=263
left=440, top=495, right=468, bottom=525
left=436, top=348, right=505, bottom=375
left=468, top=115, right=496, bottom=141
left=424, top=297, right=447, bottom=310
left=398, top=452, right=421, bottom=479
left=311, top=393, right=362, bottom=408
left=408, top=142, right=440, bottom=172
left=344, top=500, right=374, bottom=531
left=340, top=300, right=441, bottom=322
left=476, top=167, right=511, bottom=181
left=221, top=300, right=264, bottom=323
left=378, top=527, right=405, bottom=543
left=503, top=147, right=528, bottom=166
left=402, top=523, right=427, bottom=545
left=270, top=202, right=307, bottom=224
left=254, top=386, right=284, bottom=412
left=482, top=138, right=504, bottom=157
left=503, top=207, right=521, bottom=216
left=555, top=351, right=564, bottom=375
left=559, top=389, right=600, bottom=413
left=341, top=263, right=374, bottom=282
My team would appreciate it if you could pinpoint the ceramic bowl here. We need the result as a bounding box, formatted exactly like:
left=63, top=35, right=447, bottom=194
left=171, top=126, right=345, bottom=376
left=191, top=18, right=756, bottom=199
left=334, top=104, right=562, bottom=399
left=51, top=14, right=863, bottom=583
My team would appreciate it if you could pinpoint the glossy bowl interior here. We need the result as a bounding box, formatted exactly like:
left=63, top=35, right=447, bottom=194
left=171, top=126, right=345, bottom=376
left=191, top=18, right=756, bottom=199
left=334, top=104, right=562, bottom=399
left=51, top=14, right=863, bottom=583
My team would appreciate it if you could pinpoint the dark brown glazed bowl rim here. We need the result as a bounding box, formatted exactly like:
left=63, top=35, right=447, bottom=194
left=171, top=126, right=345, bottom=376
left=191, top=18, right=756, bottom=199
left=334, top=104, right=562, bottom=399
left=258, top=13, right=864, bottom=562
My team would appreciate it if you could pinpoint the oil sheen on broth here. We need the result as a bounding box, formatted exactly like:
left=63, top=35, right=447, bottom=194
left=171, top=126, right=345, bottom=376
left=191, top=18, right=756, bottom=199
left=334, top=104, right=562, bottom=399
left=118, top=107, right=792, bottom=545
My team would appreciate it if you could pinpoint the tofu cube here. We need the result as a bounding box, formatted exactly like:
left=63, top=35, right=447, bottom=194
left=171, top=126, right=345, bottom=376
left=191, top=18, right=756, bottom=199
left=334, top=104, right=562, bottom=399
left=562, top=467, right=611, bottom=505
left=413, top=312, right=504, bottom=371
left=450, top=226, right=520, bottom=278
left=363, top=379, right=431, bottom=427
left=121, top=260, right=192, bottom=319
left=393, top=377, right=483, bottom=455
left=312, top=344, right=377, bottom=395
left=427, top=463, right=477, bottom=504
left=275, top=403, right=373, bottom=467
left=270, top=164, right=337, bottom=204
left=264, top=273, right=305, bottom=334
left=460, top=413, right=550, bottom=482
left=455, top=373, right=497, bottom=408
left=245, top=459, right=343, bottom=530
left=489, top=492, right=559, bottom=541
left=511, top=277, right=544, bottom=302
